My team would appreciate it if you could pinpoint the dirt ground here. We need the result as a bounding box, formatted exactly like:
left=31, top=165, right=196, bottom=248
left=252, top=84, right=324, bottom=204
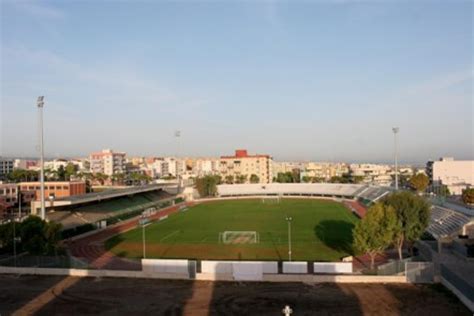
left=0, top=275, right=469, bottom=316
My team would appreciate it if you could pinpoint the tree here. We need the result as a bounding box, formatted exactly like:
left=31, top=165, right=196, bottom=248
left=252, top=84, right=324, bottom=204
left=225, top=175, right=234, bottom=184
left=195, top=175, right=219, bottom=197
left=235, top=174, right=247, bottom=184
left=56, top=165, right=66, bottom=181
left=353, top=203, right=398, bottom=269
left=111, top=173, right=125, bottom=186
left=65, top=163, right=78, bottom=180
left=302, top=176, right=311, bottom=183
left=276, top=172, right=294, bottom=183
left=15, top=216, right=63, bottom=255
left=250, top=174, right=260, bottom=183
left=43, top=221, right=62, bottom=255
left=19, top=216, right=46, bottom=255
left=382, top=191, right=431, bottom=259
left=409, top=174, right=429, bottom=193
left=462, top=188, right=474, bottom=205
left=94, top=173, right=109, bottom=186
left=438, top=185, right=450, bottom=197
left=312, top=177, right=325, bottom=183
left=7, top=169, right=39, bottom=182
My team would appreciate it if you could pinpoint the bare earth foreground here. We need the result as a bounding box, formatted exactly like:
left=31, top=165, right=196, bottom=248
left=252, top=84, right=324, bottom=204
left=0, top=275, right=469, bottom=316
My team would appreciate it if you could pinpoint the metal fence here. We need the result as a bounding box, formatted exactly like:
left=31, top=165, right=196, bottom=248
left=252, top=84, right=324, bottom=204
left=405, top=262, right=435, bottom=283
left=440, top=264, right=474, bottom=302
left=377, top=258, right=411, bottom=276
left=0, top=255, right=89, bottom=269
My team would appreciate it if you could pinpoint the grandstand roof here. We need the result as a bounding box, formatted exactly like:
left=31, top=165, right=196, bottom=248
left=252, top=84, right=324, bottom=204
left=32, top=184, right=174, bottom=211
left=427, top=206, right=473, bottom=239
left=218, top=183, right=365, bottom=198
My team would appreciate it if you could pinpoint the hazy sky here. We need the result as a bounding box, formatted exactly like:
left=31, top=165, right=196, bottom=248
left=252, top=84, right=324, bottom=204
left=1, top=0, right=472, bottom=163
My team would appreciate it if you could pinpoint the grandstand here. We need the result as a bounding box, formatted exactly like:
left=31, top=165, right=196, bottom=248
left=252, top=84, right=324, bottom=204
left=427, top=206, right=474, bottom=239
left=357, top=186, right=392, bottom=204
left=217, top=183, right=391, bottom=203
left=45, top=185, right=176, bottom=229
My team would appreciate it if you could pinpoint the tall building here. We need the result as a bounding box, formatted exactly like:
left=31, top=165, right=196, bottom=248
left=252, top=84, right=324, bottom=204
left=0, top=157, right=14, bottom=180
left=426, top=157, right=474, bottom=195
left=220, top=149, right=272, bottom=183
left=89, top=149, right=126, bottom=176
left=192, top=158, right=221, bottom=177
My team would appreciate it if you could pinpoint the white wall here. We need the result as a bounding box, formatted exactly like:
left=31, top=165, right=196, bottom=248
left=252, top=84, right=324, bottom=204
left=313, top=262, right=353, bottom=274
left=142, top=259, right=189, bottom=274
left=283, top=262, right=308, bottom=274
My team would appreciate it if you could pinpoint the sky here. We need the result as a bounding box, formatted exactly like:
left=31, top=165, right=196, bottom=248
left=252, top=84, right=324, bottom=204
left=1, top=0, right=473, bottom=163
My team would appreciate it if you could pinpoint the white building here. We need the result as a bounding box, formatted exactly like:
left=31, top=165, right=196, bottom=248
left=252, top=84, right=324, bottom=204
left=89, top=149, right=126, bottom=176
left=192, top=158, right=221, bottom=177
left=44, top=159, right=69, bottom=171
left=350, top=163, right=393, bottom=186
left=426, top=157, right=474, bottom=195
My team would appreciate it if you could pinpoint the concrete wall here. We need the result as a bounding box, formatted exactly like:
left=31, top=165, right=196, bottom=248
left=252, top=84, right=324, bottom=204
left=142, top=259, right=189, bottom=275
left=0, top=266, right=408, bottom=283
left=283, top=261, right=308, bottom=274
left=313, top=262, right=353, bottom=274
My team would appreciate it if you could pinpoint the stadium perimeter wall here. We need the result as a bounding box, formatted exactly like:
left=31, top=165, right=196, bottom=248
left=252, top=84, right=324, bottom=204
left=0, top=266, right=407, bottom=283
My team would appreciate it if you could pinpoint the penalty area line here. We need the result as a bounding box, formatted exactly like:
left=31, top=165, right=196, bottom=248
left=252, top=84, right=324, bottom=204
left=160, top=230, right=180, bottom=242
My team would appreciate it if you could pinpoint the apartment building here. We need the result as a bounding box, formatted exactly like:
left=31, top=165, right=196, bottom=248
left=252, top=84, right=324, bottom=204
left=220, top=149, right=272, bottom=183
left=0, top=157, right=14, bottom=180
left=0, top=183, right=18, bottom=206
left=350, top=163, right=393, bottom=186
left=192, top=158, right=221, bottom=177
left=304, top=162, right=349, bottom=180
left=426, top=157, right=474, bottom=195
left=89, top=149, right=126, bottom=176
left=14, top=159, right=37, bottom=170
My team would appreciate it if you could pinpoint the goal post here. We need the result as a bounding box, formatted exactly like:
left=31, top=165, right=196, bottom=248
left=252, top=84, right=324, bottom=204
left=219, top=231, right=259, bottom=244
left=261, top=196, right=281, bottom=204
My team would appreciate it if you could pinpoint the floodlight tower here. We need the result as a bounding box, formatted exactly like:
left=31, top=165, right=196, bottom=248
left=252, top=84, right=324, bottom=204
left=174, top=130, right=181, bottom=193
left=37, top=96, right=46, bottom=219
left=392, top=127, right=399, bottom=191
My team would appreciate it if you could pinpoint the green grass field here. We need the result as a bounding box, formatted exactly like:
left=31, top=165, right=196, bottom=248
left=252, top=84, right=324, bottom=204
left=106, top=198, right=359, bottom=261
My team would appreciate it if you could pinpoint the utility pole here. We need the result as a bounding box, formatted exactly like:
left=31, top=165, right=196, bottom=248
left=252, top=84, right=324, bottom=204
left=392, top=127, right=399, bottom=190
left=37, top=96, right=46, bottom=219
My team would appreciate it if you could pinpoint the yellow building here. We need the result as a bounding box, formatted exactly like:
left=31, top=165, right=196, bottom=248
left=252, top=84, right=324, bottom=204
left=220, top=149, right=272, bottom=184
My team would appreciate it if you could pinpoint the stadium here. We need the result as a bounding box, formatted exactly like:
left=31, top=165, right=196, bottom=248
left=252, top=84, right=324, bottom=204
left=103, top=183, right=388, bottom=263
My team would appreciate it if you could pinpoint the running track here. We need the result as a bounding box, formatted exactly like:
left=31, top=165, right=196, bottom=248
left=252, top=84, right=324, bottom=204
left=69, top=202, right=193, bottom=270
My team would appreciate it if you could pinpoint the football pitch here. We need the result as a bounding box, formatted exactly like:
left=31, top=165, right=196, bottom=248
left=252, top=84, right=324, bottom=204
left=105, top=198, right=359, bottom=261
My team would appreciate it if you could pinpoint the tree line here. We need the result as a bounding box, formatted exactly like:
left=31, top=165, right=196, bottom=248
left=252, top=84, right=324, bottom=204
left=353, top=191, right=431, bottom=269
left=0, top=216, right=62, bottom=256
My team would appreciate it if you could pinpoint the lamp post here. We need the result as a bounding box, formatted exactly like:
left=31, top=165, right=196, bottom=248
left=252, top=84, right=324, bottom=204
left=139, top=212, right=150, bottom=259
left=286, top=216, right=292, bottom=261
left=392, top=127, right=399, bottom=190
left=37, top=96, right=46, bottom=219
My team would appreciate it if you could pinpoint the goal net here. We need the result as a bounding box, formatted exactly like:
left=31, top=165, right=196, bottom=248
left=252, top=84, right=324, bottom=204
left=219, top=231, right=259, bottom=244
left=261, top=196, right=281, bottom=204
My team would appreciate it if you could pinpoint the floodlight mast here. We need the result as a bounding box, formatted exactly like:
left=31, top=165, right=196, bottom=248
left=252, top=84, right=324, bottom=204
left=37, top=96, right=46, bottom=220
left=175, top=130, right=181, bottom=193
left=392, top=127, right=399, bottom=191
